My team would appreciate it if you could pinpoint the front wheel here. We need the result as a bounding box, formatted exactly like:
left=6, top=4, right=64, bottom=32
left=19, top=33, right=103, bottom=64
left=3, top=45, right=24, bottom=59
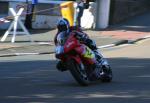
left=68, top=59, right=89, bottom=86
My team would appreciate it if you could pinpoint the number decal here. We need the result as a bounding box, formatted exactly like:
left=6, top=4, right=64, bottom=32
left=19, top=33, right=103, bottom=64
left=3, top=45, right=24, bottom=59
left=83, top=47, right=95, bottom=58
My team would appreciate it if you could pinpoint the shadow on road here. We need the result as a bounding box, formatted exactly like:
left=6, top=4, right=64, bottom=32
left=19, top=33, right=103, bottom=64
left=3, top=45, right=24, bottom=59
left=0, top=57, right=150, bottom=103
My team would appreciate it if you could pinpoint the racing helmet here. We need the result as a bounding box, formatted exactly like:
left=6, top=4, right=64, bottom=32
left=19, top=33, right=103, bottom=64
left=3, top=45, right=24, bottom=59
left=57, top=18, right=70, bottom=32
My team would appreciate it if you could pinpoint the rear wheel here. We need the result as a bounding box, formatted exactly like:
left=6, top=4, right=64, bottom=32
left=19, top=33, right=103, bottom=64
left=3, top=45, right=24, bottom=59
left=68, top=59, right=89, bottom=86
left=101, top=66, right=113, bottom=82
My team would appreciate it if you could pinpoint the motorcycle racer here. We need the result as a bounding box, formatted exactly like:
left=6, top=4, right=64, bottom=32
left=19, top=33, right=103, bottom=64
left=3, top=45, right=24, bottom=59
left=54, top=18, right=106, bottom=78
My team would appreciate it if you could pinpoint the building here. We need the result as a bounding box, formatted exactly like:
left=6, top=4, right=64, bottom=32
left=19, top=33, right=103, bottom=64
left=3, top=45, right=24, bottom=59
left=94, top=0, right=150, bottom=29
left=110, top=0, right=150, bottom=24
left=0, top=0, right=150, bottom=29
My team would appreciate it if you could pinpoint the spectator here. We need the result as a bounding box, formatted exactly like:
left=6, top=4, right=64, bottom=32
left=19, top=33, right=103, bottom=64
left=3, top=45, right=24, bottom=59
left=89, top=2, right=96, bottom=28
left=76, top=0, right=89, bottom=27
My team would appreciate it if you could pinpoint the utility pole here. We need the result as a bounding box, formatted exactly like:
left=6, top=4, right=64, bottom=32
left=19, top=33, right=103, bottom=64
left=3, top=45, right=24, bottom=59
left=95, top=0, right=111, bottom=29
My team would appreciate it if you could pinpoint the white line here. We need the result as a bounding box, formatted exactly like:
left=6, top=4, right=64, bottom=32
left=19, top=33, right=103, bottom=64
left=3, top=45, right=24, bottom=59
left=97, top=44, right=115, bottom=49
left=38, top=42, right=54, bottom=45
left=143, top=34, right=150, bottom=39
left=15, top=53, right=39, bottom=55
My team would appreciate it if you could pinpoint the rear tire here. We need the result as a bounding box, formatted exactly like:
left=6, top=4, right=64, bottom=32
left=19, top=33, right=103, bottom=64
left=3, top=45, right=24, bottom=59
left=68, top=59, right=89, bottom=86
left=101, top=66, right=113, bottom=82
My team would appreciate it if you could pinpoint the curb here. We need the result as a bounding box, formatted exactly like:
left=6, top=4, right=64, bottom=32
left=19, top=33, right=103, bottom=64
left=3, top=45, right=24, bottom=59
left=0, top=35, right=150, bottom=57
left=0, top=52, right=55, bottom=57
left=97, top=40, right=129, bottom=49
left=131, top=35, right=150, bottom=43
left=0, top=41, right=54, bottom=51
left=97, top=34, right=150, bottom=49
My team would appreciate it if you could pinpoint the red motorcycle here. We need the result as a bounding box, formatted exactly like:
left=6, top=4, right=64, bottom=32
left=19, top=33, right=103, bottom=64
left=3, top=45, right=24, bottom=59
left=55, top=31, right=112, bottom=86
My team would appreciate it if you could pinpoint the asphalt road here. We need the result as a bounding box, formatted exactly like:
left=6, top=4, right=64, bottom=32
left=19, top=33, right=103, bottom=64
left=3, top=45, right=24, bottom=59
left=0, top=39, right=150, bottom=103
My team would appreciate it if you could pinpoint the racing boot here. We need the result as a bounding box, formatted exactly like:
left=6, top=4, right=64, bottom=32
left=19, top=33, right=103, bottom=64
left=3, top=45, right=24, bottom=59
left=89, top=62, right=103, bottom=80
left=93, top=59, right=111, bottom=79
left=94, top=63, right=104, bottom=79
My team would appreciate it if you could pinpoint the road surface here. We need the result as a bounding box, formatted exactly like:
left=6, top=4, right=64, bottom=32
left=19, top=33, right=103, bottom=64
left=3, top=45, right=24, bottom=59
left=0, top=39, right=150, bottom=103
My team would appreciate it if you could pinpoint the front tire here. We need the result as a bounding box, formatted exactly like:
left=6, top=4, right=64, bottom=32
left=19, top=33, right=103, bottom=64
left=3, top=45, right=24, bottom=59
left=68, top=59, right=89, bottom=86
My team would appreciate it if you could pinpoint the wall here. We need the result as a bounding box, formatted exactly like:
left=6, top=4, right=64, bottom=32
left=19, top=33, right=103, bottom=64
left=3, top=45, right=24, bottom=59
left=0, top=2, right=9, bottom=29
left=32, top=3, right=61, bottom=29
left=110, top=0, right=150, bottom=24
left=0, top=1, right=62, bottom=29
